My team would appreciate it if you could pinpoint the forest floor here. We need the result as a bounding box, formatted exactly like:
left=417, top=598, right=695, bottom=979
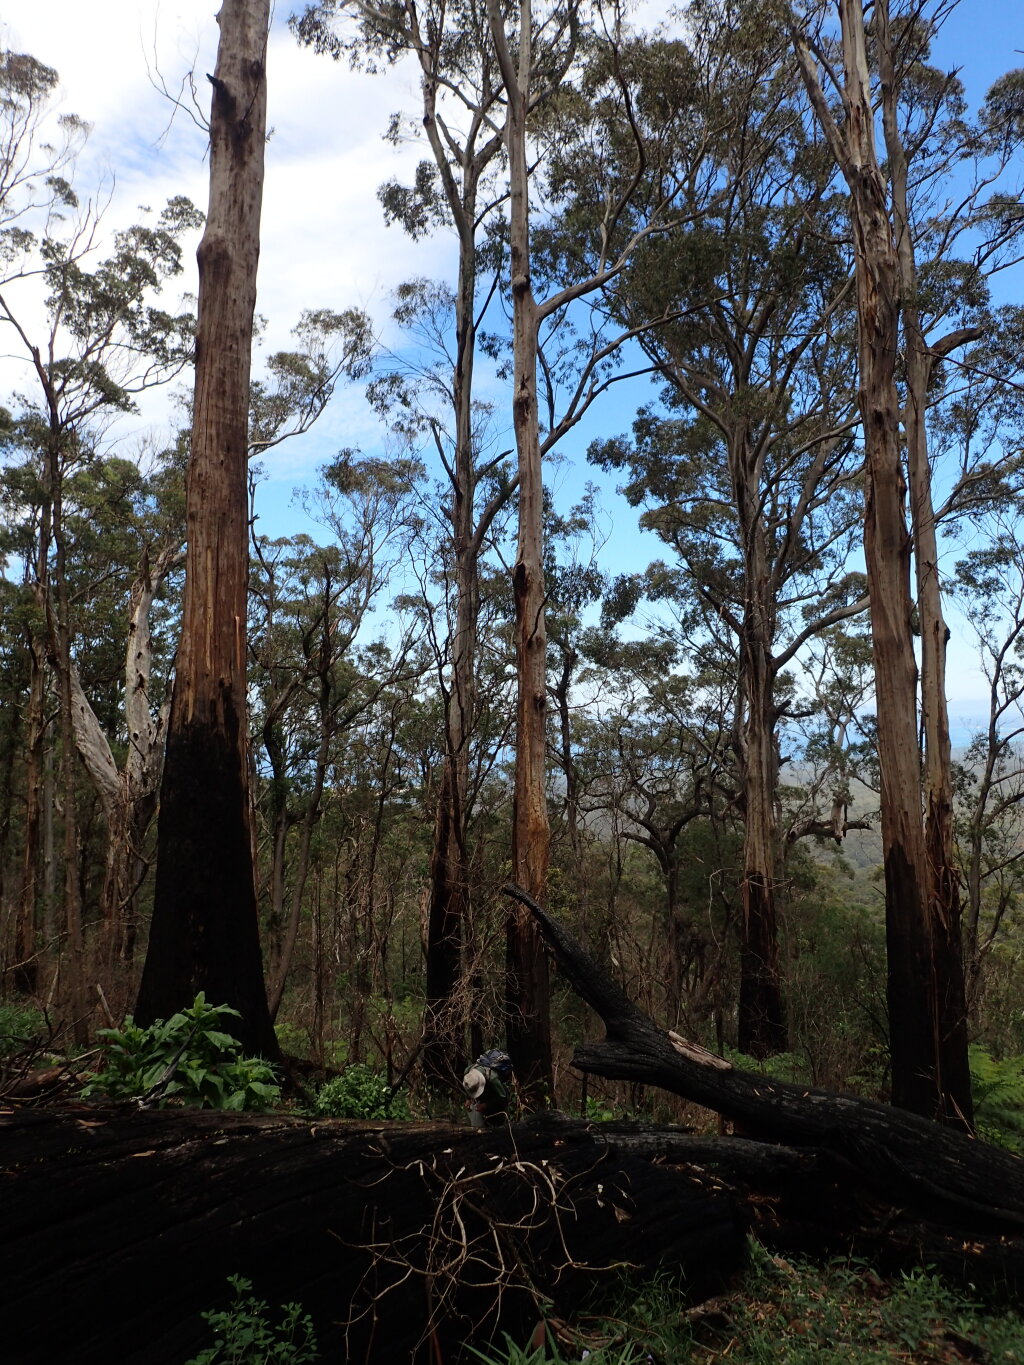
left=502, top=1247, right=1024, bottom=1365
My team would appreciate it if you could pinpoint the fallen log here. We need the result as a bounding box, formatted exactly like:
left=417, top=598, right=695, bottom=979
left=506, top=884, right=1024, bottom=1296
left=0, top=1105, right=747, bottom=1365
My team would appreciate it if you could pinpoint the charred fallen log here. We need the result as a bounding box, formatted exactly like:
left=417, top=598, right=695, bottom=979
left=506, top=884, right=1024, bottom=1295
left=0, top=1105, right=746, bottom=1365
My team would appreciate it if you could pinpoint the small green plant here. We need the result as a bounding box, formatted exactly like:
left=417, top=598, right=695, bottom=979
left=83, top=994, right=280, bottom=1110
left=313, top=1063, right=408, bottom=1120
left=184, top=1275, right=318, bottom=1364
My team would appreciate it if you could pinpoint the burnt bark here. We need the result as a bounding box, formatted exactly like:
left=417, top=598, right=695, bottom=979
left=137, top=0, right=276, bottom=1057
left=6, top=899, right=1023, bottom=1362
left=0, top=1106, right=747, bottom=1365
left=504, top=886, right=1024, bottom=1287
left=794, top=1, right=972, bottom=1130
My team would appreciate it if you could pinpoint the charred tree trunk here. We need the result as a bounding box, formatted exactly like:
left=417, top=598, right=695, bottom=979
left=0, top=1105, right=748, bottom=1365
left=795, top=1, right=970, bottom=1130
left=137, top=0, right=277, bottom=1057
left=877, top=0, right=973, bottom=1129
left=424, top=758, right=468, bottom=1086
left=505, top=887, right=1024, bottom=1283
left=416, top=28, right=510, bottom=1093
left=7, top=893, right=1024, bottom=1365
left=11, top=634, right=45, bottom=995
left=737, top=594, right=786, bottom=1059
left=422, top=259, right=479, bottom=1086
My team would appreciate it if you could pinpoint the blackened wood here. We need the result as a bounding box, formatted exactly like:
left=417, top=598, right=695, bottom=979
left=0, top=1106, right=746, bottom=1364
left=137, top=0, right=276, bottom=1056
left=506, top=886, right=1024, bottom=1268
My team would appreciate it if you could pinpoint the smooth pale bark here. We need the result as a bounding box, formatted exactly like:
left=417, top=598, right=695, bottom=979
left=795, top=0, right=971, bottom=1128
left=137, top=0, right=277, bottom=1057
left=488, top=0, right=554, bottom=1107
left=12, top=634, right=45, bottom=994
left=69, top=545, right=179, bottom=965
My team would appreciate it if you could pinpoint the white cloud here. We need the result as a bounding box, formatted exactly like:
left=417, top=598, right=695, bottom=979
left=1, top=2, right=454, bottom=497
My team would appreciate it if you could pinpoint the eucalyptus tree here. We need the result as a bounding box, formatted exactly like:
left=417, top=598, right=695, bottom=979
left=794, top=0, right=1024, bottom=1126
left=294, top=0, right=516, bottom=1087
left=484, top=0, right=737, bottom=1099
left=587, top=0, right=867, bottom=1057
left=136, top=0, right=276, bottom=1056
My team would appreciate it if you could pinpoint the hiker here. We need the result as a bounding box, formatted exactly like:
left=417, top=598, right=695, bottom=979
left=462, top=1049, right=513, bottom=1128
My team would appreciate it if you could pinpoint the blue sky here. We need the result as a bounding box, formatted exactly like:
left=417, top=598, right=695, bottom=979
left=2, top=0, right=1022, bottom=739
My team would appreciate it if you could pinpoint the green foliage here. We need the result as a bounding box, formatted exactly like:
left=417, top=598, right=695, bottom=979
left=83, top=995, right=280, bottom=1111
left=725, top=1048, right=814, bottom=1086
left=468, top=1334, right=643, bottom=1364
left=970, top=1043, right=1024, bottom=1153
left=469, top=1249, right=1024, bottom=1364
left=313, top=1063, right=409, bottom=1120
left=0, top=1003, right=46, bottom=1061
left=184, top=1276, right=318, bottom=1365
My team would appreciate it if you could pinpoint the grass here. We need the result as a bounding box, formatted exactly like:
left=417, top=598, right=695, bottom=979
left=469, top=1245, right=1024, bottom=1364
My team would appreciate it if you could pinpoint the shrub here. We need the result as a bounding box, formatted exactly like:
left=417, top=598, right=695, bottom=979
left=83, top=994, right=280, bottom=1110
left=313, top=1063, right=408, bottom=1120
left=184, top=1275, right=318, bottom=1365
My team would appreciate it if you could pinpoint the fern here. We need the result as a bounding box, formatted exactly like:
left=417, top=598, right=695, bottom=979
left=970, top=1044, right=1024, bottom=1153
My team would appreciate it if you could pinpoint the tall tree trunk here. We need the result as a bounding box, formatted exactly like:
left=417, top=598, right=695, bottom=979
left=48, top=474, right=88, bottom=1046
left=877, top=0, right=972, bottom=1128
left=738, top=648, right=786, bottom=1058
left=795, top=0, right=970, bottom=1129
left=735, top=437, right=787, bottom=1058
left=12, top=634, right=45, bottom=995
left=136, top=0, right=277, bottom=1058
left=423, top=219, right=481, bottom=1090
left=13, top=450, right=55, bottom=997
left=489, top=0, right=554, bottom=1107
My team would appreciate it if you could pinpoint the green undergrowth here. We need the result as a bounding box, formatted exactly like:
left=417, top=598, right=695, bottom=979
left=471, top=1247, right=1024, bottom=1364
left=83, top=994, right=281, bottom=1110
left=184, top=1275, right=318, bottom=1364
left=312, top=1063, right=410, bottom=1120
left=970, top=1045, right=1024, bottom=1154
left=0, top=1001, right=47, bottom=1061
